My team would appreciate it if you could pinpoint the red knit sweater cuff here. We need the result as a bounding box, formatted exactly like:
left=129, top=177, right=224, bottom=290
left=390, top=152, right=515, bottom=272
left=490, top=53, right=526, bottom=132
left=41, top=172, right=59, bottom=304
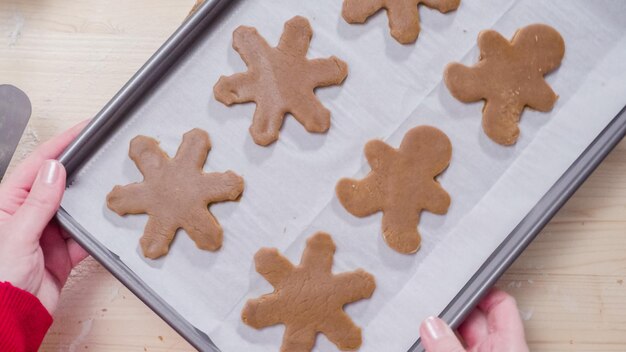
left=0, top=282, right=53, bottom=352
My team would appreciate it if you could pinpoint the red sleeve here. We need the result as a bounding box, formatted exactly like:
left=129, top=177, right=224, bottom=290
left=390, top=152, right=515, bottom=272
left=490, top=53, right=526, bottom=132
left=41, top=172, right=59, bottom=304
left=0, top=282, right=53, bottom=352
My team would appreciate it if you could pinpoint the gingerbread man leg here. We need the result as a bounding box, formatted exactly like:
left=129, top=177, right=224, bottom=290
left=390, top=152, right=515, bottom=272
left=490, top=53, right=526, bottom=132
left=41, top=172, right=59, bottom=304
left=386, top=0, right=421, bottom=44
left=342, top=0, right=385, bottom=24
left=482, top=98, right=524, bottom=145
left=381, top=206, right=421, bottom=253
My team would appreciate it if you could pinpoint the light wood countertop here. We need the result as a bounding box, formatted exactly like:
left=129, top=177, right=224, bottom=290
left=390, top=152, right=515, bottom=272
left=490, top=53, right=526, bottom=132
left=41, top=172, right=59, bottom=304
left=1, top=1, right=625, bottom=351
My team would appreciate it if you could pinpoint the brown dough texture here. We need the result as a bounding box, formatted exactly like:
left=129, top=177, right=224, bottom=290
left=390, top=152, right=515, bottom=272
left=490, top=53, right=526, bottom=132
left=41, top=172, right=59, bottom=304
left=214, top=16, right=349, bottom=146
left=342, top=0, right=460, bottom=44
left=106, top=129, right=244, bottom=259
left=444, top=24, right=565, bottom=145
left=242, top=232, right=376, bottom=351
left=336, top=126, right=451, bottom=254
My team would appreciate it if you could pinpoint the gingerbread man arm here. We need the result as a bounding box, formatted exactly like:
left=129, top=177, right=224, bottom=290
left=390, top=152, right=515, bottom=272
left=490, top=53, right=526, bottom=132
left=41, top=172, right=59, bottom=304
left=421, top=0, right=461, bottom=13
left=336, top=175, right=382, bottom=218
left=106, top=183, right=150, bottom=215
left=365, top=139, right=395, bottom=169
left=342, top=0, right=385, bottom=23
left=140, top=216, right=179, bottom=259
left=444, top=62, right=486, bottom=103
left=181, top=208, right=223, bottom=251
left=254, top=248, right=295, bottom=287
left=174, top=129, right=211, bottom=169
left=523, top=79, right=558, bottom=112
left=277, top=16, right=312, bottom=57
left=129, top=136, right=168, bottom=177
left=386, top=0, right=421, bottom=44
left=423, top=182, right=451, bottom=215
left=241, top=294, right=283, bottom=329
left=300, top=232, right=334, bottom=273
left=332, top=270, right=376, bottom=304
left=382, top=206, right=421, bottom=254
left=321, top=311, right=362, bottom=350
left=477, top=30, right=511, bottom=59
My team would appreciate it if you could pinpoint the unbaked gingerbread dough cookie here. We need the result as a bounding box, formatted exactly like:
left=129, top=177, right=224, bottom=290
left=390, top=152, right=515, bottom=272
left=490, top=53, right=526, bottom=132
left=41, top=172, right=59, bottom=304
left=106, top=128, right=244, bottom=259
left=342, top=0, right=460, bottom=44
left=242, top=232, right=376, bottom=351
left=214, top=16, right=348, bottom=146
left=444, top=24, right=565, bottom=145
left=336, top=126, right=451, bottom=254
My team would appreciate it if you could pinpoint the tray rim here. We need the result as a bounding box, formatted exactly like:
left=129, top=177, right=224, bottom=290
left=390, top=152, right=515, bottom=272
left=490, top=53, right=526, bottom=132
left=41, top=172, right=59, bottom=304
left=55, top=0, right=626, bottom=351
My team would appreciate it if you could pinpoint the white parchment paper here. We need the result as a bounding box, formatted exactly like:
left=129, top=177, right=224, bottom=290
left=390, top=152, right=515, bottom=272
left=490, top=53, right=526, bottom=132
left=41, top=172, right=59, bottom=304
left=62, top=0, right=626, bottom=351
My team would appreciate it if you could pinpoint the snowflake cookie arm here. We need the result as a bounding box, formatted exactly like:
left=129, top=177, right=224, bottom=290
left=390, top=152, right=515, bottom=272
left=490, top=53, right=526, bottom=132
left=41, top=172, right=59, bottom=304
left=181, top=207, right=223, bottom=251
left=241, top=294, right=283, bottom=329
left=174, top=128, right=210, bottom=169
left=140, top=215, right=179, bottom=259
left=106, top=183, right=149, bottom=215
left=201, top=171, right=244, bottom=202
left=421, top=0, right=461, bottom=13
left=277, top=16, right=312, bottom=57
left=320, top=311, right=362, bottom=351
left=306, top=57, right=349, bottom=88
left=129, top=135, right=168, bottom=177
left=332, top=270, right=376, bottom=304
left=300, top=232, right=335, bottom=273
left=250, top=103, right=286, bottom=146
left=281, top=325, right=316, bottom=352
left=254, top=248, right=295, bottom=288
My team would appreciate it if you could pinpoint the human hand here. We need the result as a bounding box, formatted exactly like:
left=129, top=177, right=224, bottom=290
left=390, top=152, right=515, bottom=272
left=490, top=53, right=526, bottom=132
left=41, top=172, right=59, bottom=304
left=420, top=289, right=529, bottom=352
left=0, top=121, right=89, bottom=314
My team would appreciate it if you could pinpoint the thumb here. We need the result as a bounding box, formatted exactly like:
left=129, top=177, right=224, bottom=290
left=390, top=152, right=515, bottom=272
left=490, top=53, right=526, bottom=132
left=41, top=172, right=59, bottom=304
left=420, top=316, right=466, bottom=352
left=11, top=160, right=66, bottom=243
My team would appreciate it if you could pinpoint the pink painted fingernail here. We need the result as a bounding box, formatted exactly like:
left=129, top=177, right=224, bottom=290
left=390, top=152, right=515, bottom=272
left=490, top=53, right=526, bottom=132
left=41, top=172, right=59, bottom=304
left=423, top=316, right=451, bottom=340
left=40, top=160, right=60, bottom=185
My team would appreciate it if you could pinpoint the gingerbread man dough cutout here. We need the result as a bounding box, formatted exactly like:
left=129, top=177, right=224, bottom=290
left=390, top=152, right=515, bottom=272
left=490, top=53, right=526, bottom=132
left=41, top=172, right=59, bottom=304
left=107, top=129, right=244, bottom=259
left=342, top=0, right=461, bottom=44
left=336, top=126, right=451, bottom=254
left=214, top=16, right=348, bottom=146
left=242, top=232, right=376, bottom=351
left=444, top=24, right=565, bottom=145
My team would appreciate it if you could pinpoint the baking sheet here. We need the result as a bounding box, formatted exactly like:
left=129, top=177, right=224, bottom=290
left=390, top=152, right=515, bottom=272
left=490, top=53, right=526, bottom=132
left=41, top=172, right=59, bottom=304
left=61, top=0, right=626, bottom=351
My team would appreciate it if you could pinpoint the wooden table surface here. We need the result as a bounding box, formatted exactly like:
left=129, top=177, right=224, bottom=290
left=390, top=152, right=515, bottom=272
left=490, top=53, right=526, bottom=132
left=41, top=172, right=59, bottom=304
left=1, top=1, right=625, bottom=351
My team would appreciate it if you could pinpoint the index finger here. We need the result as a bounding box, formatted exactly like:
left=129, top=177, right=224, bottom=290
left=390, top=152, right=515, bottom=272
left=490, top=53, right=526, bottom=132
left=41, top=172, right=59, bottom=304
left=0, top=120, right=89, bottom=195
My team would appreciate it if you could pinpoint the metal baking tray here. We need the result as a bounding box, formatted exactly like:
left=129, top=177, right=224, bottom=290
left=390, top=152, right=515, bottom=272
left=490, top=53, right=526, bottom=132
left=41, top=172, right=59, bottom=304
left=56, top=0, right=626, bottom=351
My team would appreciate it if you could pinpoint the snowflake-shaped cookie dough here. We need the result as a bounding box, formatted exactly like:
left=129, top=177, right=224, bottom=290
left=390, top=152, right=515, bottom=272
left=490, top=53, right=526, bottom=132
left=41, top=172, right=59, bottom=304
left=214, top=16, right=348, bottom=146
left=342, top=0, right=461, bottom=44
left=242, top=232, right=376, bottom=351
left=107, top=128, right=244, bottom=259
left=336, top=126, right=451, bottom=254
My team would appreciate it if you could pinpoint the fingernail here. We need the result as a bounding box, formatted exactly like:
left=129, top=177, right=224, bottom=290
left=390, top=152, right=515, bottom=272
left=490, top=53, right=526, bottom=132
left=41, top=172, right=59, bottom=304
left=39, top=160, right=60, bottom=185
left=423, top=316, right=451, bottom=340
